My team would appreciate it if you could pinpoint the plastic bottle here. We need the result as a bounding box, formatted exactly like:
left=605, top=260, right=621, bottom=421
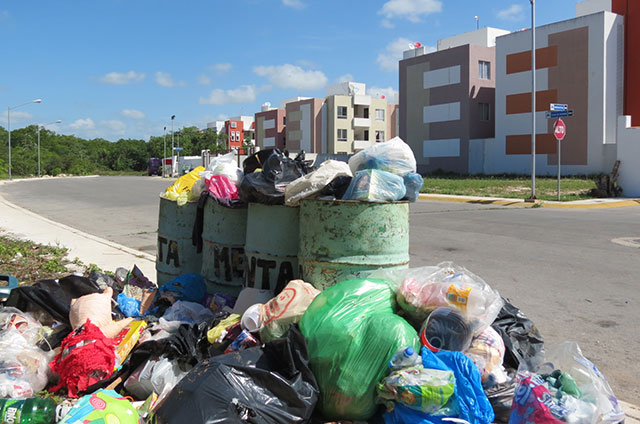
left=0, top=397, right=58, bottom=424
left=389, top=346, right=422, bottom=370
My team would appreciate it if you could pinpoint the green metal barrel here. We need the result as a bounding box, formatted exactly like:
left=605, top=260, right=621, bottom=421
left=299, top=199, right=410, bottom=290
left=245, top=203, right=300, bottom=294
left=156, top=197, right=202, bottom=286
left=201, top=201, right=247, bottom=295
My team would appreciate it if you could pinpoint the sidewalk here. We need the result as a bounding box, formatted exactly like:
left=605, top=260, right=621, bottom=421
left=0, top=187, right=155, bottom=278
left=418, top=193, right=640, bottom=209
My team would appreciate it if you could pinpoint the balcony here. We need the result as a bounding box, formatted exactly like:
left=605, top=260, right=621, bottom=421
left=353, top=95, right=371, bottom=106
left=353, top=139, right=370, bottom=151
left=353, top=117, right=370, bottom=128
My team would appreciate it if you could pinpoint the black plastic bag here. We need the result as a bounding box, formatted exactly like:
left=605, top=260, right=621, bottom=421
left=484, top=378, right=516, bottom=423
left=243, top=149, right=275, bottom=174
left=491, top=298, right=544, bottom=370
left=320, top=175, right=352, bottom=199
left=155, top=325, right=319, bottom=424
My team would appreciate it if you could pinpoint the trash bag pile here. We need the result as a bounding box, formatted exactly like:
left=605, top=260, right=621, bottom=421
left=161, top=137, right=424, bottom=211
left=0, top=258, right=625, bottom=424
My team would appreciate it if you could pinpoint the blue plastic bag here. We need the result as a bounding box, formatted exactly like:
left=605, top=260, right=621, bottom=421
left=157, top=273, right=206, bottom=304
left=384, top=347, right=494, bottom=424
left=403, top=173, right=424, bottom=202
left=117, top=292, right=142, bottom=317
left=343, top=169, right=406, bottom=202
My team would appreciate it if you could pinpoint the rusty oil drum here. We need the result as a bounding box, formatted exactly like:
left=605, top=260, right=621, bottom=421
left=298, top=199, right=409, bottom=290
left=200, top=201, right=247, bottom=295
left=244, top=203, right=300, bottom=294
left=156, top=197, right=202, bottom=286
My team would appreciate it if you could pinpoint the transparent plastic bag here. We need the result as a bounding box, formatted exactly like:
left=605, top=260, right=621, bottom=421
left=285, top=160, right=352, bottom=206
left=348, top=137, right=417, bottom=176
left=0, top=328, right=52, bottom=398
left=0, top=307, right=44, bottom=345
left=463, top=326, right=506, bottom=383
left=510, top=341, right=625, bottom=424
left=403, top=172, right=424, bottom=202
left=342, top=169, right=406, bottom=202
left=371, top=262, right=504, bottom=335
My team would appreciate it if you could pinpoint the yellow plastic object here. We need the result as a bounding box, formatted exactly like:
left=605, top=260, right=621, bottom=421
left=162, top=167, right=205, bottom=205
left=207, top=314, right=241, bottom=344
left=113, top=320, right=147, bottom=371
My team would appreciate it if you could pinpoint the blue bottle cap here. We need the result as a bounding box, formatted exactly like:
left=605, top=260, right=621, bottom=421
left=405, top=347, right=415, bottom=356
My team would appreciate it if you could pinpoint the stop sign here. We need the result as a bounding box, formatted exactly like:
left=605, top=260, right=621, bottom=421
left=554, top=119, right=566, bottom=141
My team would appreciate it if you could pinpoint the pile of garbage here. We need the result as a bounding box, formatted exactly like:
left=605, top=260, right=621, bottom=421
left=0, top=261, right=625, bottom=424
left=160, top=136, right=424, bottom=207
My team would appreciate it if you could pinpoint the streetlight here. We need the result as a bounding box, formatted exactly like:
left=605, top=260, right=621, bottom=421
left=529, top=0, right=537, bottom=200
left=7, top=98, right=42, bottom=180
left=163, top=126, right=167, bottom=178
left=475, top=16, right=479, bottom=30
left=37, top=120, right=61, bottom=177
left=170, top=115, right=175, bottom=176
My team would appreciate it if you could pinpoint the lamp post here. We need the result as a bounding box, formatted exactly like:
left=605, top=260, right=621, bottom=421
left=163, top=126, right=167, bottom=178
left=529, top=0, right=537, bottom=200
left=170, top=115, right=175, bottom=176
left=7, top=98, right=42, bottom=180
left=37, top=120, right=61, bottom=177
left=475, top=15, right=479, bottom=30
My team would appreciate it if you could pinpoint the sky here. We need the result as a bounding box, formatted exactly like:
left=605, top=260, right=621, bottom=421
left=1, top=0, right=578, bottom=141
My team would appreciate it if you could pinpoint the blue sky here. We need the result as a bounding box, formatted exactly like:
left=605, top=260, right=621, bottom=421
left=1, top=0, right=577, bottom=141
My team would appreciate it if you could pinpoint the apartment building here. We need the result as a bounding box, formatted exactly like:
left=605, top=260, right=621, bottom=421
left=399, top=28, right=507, bottom=174
left=255, top=104, right=286, bottom=151
left=284, top=82, right=398, bottom=155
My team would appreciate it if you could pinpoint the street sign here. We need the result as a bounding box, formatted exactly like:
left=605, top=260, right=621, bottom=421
left=554, top=119, right=566, bottom=141
left=545, top=110, right=574, bottom=119
left=550, top=103, right=568, bottom=112
left=174, top=147, right=183, bottom=151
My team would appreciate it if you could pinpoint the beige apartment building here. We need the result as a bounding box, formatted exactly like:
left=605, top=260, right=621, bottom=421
left=282, top=82, right=398, bottom=155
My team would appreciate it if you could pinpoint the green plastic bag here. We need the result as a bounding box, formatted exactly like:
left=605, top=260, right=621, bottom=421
left=299, top=279, right=420, bottom=421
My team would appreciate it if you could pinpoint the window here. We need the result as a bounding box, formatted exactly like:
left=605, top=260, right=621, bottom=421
left=337, top=106, right=348, bottom=119
left=337, top=129, right=347, bottom=141
left=375, top=109, right=385, bottom=121
left=283, top=116, right=286, bottom=125
left=363, top=108, right=369, bottom=119
left=375, top=130, right=385, bottom=143
left=479, top=103, right=491, bottom=121
left=364, top=130, right=369, bottom=140
left=479, top=61, right=491, bottom=80
left=231, top=121, right=237, bottom=128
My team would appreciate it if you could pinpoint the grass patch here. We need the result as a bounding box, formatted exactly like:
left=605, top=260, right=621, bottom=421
left=420, top=174, right=598, bottom=202
left=0, top=236, right=72, bottom=284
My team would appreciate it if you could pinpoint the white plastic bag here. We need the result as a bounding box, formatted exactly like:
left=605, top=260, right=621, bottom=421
left=0, top=328, right=52, bottom=398
left=348, top=137, right=417, bottom=176
left=125, top=356, right=189, bottom=400
left=370, top=262, right=503, bottom=334
left=285, top=160, right=352, bottom=206
left=160, top=300, right=215, bottom=326
left=342, top=169, right=406, bottom=202
left=201, top=151, right=243, bottom=186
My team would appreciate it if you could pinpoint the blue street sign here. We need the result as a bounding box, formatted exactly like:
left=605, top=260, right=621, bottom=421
left=174, top=147, right=183, bottom=151
left=550, top=103, right=568, bottom=112
left=545, top=110, right=574, bottom=119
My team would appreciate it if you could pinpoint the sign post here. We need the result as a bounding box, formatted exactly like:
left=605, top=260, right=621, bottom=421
left=553, top=118, right=567, bottom=201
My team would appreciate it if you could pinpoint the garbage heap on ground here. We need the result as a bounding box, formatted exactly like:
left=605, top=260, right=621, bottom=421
left=0, top=262, right=626, bottom=424
left=159, top=136, right=425, bottom=207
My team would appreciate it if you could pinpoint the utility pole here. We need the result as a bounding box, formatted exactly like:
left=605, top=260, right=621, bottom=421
left=529, top=0, right=537, bottom=200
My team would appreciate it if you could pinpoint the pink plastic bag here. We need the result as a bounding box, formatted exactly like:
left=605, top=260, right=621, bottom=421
left=510, top=372, right=566, bottom=424
left=205, top=175, right=239, bottom=199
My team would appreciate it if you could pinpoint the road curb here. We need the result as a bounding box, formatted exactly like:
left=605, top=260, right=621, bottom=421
left=418, top=193, right=640, bottom=209
left=621, top=400, right=640, bottom=424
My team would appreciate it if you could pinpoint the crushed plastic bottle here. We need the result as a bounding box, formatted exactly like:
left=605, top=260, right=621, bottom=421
left=389, top=346, right=422, bottom=370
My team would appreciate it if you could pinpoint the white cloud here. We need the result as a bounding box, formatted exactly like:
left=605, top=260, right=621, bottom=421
left=199, top=85, right=257, bottom=105
left=0, top=111, right=32, bottom=125
left=121, top=109, right=145, bottom=119
left=377, top=37, right=412, bottom=72
left=69, top=118, right=96, bottom=130
left=297, top=59, right=318, bottom=69
left=381, top=19, right=395, bottom=29
left=155, top=71, right=186, bottom=88
left=337, top=73, right=355, bottom=83
left=209, top=63, right=232, bottom=74
left=379, top=0, right=442, bottom=23
left=282, top=0, right=305, bottom=9
left=497, top=4, right=525, bottom=21
left=367, top=86, right=399, bottom=104
left=253, top=64, right=327, bottom=91
left=101, top=120, right=126, bottom=136
left=197, top=74, right=211, bottom=85
left=98, top=71, right=145, bottom=85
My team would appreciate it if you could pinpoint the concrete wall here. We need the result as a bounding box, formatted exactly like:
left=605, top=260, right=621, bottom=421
left=617, top=115, right=640, bottom=196
left=255, top=108, right=285, bottom=150
left=438, top=27, right=510, bottom=50
left=487, top=11, right=623, bottom=175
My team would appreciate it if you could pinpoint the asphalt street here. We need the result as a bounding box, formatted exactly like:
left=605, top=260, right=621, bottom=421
left=1, top=176, right=639, bottom=402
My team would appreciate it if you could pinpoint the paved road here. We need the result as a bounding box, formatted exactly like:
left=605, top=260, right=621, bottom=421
left=1, top=176, right=639, bottom=402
